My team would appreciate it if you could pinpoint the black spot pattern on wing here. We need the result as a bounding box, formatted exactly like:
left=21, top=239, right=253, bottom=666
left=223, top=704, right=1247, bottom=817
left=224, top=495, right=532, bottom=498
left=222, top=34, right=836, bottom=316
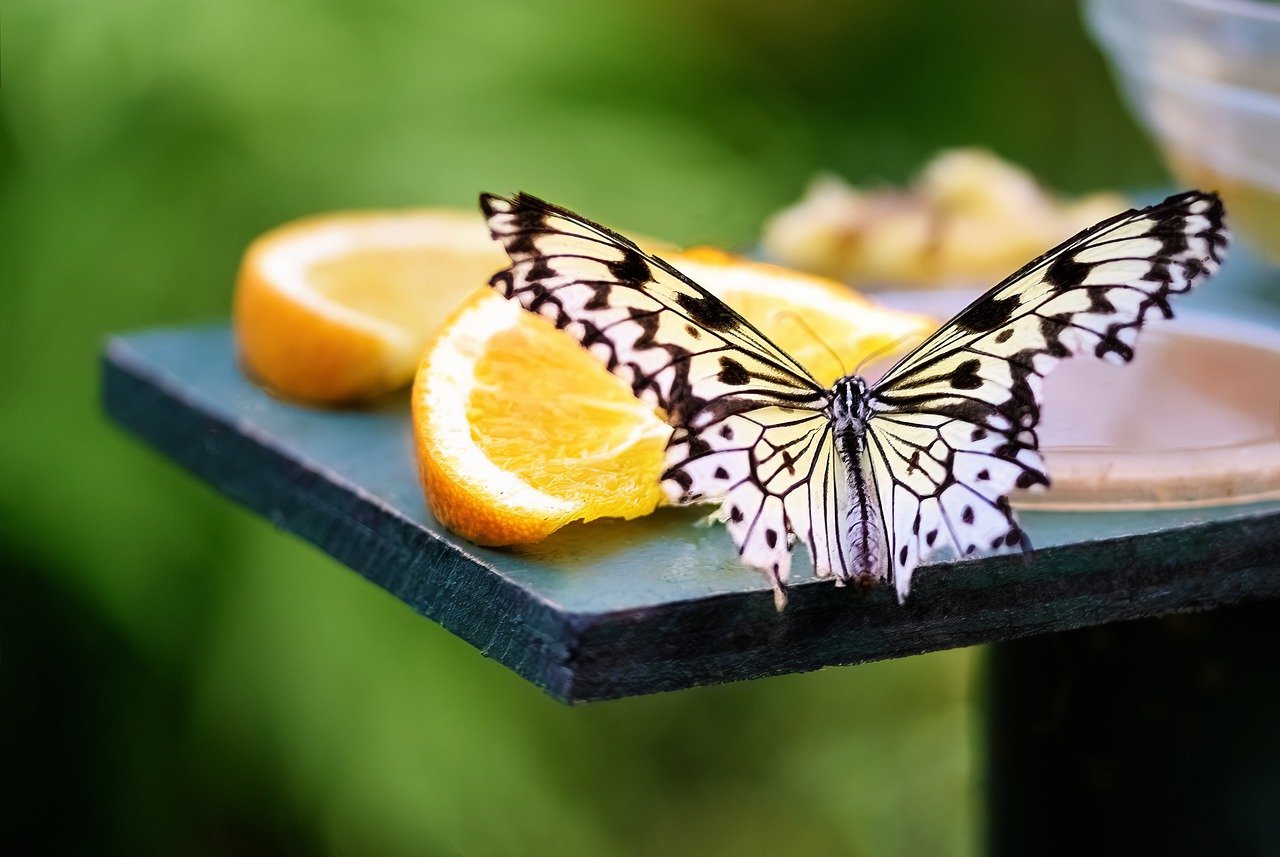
left=954, top=294, right=1021, bottom=333
left=949, top=359, right=983, bottom=390
left=675, top=291, right=740, bottom=332
left=1044, top=255, right=1092, bottom=289
left=718, top=356, right=750, bottom=386
left=608, top=251, right=651, bottom=283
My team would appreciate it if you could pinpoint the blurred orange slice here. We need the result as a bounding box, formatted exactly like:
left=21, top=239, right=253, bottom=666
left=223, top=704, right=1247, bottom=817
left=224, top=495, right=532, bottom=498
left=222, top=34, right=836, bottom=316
left=413, top=250, right=934, bottom=546
left=234, top=210, right=508, bottom=404
left=671, top=247, right=932, bottom=386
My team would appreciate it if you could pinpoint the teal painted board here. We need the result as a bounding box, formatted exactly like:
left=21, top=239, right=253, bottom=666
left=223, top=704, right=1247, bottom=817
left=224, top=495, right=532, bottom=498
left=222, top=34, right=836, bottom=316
left=101, top=234, right=1280, bottom=703
left=103, top=313, right=1280, bottom=702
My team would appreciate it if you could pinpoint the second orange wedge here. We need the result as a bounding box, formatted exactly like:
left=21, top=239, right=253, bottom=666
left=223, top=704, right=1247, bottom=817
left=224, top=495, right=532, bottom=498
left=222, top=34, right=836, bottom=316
left=234, top=210, right=508, bottom=404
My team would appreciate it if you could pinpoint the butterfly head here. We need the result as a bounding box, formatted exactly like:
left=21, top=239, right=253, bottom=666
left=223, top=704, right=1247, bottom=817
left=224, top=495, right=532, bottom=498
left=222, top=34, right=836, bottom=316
left=831, top=374, right=873, bottom=434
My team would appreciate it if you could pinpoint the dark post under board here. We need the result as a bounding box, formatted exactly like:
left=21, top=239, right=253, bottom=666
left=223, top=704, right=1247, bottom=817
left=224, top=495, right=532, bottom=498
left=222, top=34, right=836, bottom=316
left=986, top=601, right=1280, bottom=854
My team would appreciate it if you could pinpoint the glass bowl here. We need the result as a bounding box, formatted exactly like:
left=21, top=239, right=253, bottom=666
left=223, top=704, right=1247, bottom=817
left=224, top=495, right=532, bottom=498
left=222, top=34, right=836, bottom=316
left=1086, top=0, right=1280, bottom=262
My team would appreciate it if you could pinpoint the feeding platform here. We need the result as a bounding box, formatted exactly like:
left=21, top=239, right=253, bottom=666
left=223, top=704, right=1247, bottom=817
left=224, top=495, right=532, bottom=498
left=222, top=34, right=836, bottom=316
left=102, top=264, right=1280, bottom=705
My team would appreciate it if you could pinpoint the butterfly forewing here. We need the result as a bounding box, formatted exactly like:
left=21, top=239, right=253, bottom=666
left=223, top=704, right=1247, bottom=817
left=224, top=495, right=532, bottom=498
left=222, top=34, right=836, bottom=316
left=876, top=191, right=1226, bottom=388
left=863, top=191, right=1227, bottom=597
left=482, top=193, right=818, bottom=418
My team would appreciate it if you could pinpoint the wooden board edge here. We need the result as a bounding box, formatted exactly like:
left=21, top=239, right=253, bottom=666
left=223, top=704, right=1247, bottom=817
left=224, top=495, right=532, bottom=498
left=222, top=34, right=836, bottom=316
left=100, top=335, right=591, bottom=704
left=562, top=511, right=1280, bottom=701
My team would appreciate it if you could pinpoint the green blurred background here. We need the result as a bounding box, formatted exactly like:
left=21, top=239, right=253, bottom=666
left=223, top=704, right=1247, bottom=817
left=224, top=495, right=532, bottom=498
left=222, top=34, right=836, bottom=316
left=2, top=1, right=1167, bottom=853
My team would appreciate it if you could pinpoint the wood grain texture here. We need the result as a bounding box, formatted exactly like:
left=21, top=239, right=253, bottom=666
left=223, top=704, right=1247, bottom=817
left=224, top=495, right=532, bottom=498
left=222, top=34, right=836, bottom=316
left=101, top=323, right=1280, bottom=703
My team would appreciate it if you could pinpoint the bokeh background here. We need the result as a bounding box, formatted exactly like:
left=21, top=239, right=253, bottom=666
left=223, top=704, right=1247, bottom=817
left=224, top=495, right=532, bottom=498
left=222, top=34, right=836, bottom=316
left=3, top=1, right=1169, bottom=854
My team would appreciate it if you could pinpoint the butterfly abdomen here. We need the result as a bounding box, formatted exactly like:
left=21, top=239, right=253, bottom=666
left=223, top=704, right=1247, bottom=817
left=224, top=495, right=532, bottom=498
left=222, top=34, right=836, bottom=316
left=839, top=431, right=887, bottom=585
left=832, top=376, right=887, bottom=584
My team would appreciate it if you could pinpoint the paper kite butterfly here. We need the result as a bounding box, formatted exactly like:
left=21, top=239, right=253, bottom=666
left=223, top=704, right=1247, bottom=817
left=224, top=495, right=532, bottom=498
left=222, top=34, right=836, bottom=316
left=480, top=190, right=1227, bottom=608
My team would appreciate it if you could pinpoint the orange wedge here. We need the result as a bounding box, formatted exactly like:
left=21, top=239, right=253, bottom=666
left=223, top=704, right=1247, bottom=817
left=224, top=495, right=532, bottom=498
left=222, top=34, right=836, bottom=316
left=234, top=210, right=508, bottom=404
left=413, top=250, right=934, bottom=546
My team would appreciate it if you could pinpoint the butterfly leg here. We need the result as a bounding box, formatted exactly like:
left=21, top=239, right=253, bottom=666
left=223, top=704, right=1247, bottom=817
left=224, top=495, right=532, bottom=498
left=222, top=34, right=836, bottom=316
left=765, top=566, right=788, bottom=611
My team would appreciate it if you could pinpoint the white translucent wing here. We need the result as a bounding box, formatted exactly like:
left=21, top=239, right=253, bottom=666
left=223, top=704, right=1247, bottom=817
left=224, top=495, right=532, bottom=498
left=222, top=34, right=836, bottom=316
left=666, top=408, right=851, bottom=602
left=862, top=409, right=1028, bottom=602
left=481, top=193, right=844, bottom=602
left=866, top=191, right=1228, bottom=599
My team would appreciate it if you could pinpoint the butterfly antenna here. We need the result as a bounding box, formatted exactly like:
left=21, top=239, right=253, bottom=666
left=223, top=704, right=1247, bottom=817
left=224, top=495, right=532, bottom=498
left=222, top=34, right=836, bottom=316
left=851, top=333, right=919, bottom=377
left=777, top=311, right=848, bottom=377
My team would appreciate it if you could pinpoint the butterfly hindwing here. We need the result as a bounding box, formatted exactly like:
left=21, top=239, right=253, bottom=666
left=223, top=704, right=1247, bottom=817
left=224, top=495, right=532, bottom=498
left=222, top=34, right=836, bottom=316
left=865, top=191, right=1227, bottom=598
left=862, top=408, right=1030, bottom=600
left=668, top=407, right=849, bottom=595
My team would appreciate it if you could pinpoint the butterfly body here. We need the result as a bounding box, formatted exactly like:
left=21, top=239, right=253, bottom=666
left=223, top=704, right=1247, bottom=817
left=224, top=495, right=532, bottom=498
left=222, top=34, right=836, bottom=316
left=830, top=374, right=886, bottom=585
left=481, top=190, right=1227, bottom=607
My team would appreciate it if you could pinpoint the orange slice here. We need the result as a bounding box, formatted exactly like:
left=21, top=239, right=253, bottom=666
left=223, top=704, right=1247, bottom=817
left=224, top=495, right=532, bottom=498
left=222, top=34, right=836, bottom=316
left=671, top=247, right=932, bottom=386
left=233, top=210, right=508, bottom=404
left=413, top=251, right=934, bottom=546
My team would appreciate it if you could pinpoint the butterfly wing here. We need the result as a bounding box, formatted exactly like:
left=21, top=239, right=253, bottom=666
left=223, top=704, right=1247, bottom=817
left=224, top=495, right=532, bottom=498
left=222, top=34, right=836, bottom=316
left=481, top=193, right=847, bottom=600
left=863, top=190, right=1227, bottom=600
